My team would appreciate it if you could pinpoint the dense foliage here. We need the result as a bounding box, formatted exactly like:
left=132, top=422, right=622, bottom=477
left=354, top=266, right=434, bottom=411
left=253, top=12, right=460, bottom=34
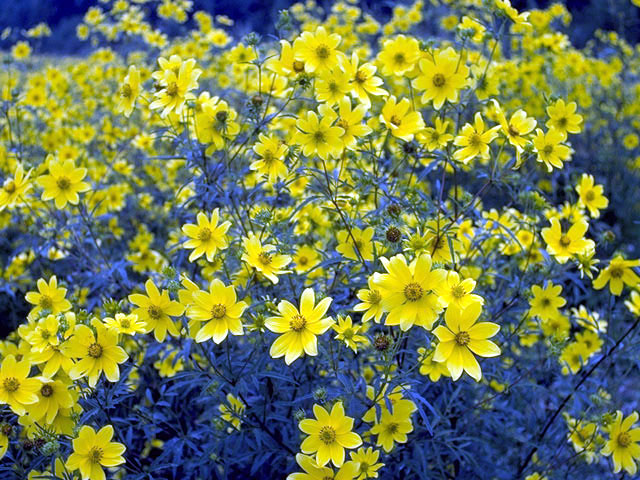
left=1, top=0, right=640, bottom=479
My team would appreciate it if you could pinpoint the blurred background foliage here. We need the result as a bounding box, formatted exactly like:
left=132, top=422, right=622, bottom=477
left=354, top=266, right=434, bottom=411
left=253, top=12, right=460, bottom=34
left=1, top=0, right=640, bottom=54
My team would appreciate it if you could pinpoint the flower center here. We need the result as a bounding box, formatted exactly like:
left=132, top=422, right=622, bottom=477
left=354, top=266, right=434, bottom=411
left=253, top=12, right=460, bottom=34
left=4, top=180, right=16, bottom=193
left=289, top=314, right=307, bottom=332
left=393, top=53, right=406, bottom=66
left=559, top=235, right=571, bottom=247
left=258, top=252, right=272, bottom=265
left=211, top=304, right=227, bottom=319
left=451, top=285, right=466, bottom=299
left=390, top=114, right=402, bottom=127
left=298, top=256, right=308, bottom=265
left=432, top=73, right=446, bottom=87
left=618, top=432, right=632, bottom=448
left=3, top=377, right=19, bottom=393
left=56, top=177, right=71, bottom=191
left=469, top=134, right=483, bottom=148
left=39, top=295, right=53, bottom=309
left=40, top=384, right=53, bottom=397
left=166, top=82, right=179, bottom=97
left=315, top=44, right=330, bottom=59
left=88, top=343, right=103, bottom=358
left=337, top=118, right=349, bottom=130
left=89, top=446, right=104, bottom=463
left=367, top=289, right=381, bottom=304
left=610, top=267, right=623, bottom=278
left=543, top=145, right=554, bottom=156
left=120, top=318, right=131, bottom=328
left=355, top=69, right=368, bottom=83
left=508, top=125, right=520, bottom=137
left=404, top=282, right=424, bottom=301
left=293, top=60, right=305, bottom=72
left=385, top=422, right=399, bottom=434
left=216, top=110, right=228, bottom=123
left=147, top=305, right=163, bottom=319
left=121, top=84, right=132, bottom=98
left=197, top=227, right=212, bottom=242
left=455, top=331, right=470, bottom=346
left=318, top=425, right=337, bottom=444
left=313, top=130, right=326, bottom=143
left=585, top=190, right=595, bottom=202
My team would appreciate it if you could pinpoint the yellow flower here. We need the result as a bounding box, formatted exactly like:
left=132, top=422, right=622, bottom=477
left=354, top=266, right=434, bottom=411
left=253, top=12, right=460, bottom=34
left=602, top=411, right=640, bottom=475
left=11, top=41, right=31, bottom=60
left=417, top=347, right=451, bottom=381
left=532, top=128, right=571, bottom=172
left=413, top=47, right=469, bottom=110
left=66, top=425, right=126, bottom=480
left=494, top=102, right=536, bottom=164
left=67, top=319, right=128, bottom=387
left=377, top=35, right=420, bottom=77
left=0, top=355, right=40, bottom=415
left=293, top=245, right=320, bottom=274
left=0, top=164, right=32, bottom=211
left=593, top=255, right=640, bottom=296
left=265, top=288, right=333, bottom=364
left=353, top=276, right=385, bottom=323
left=195, top=100, right=241, bottom=154
left=349, top=447, right=384, bottom=479
left=219, top=393, right=245, bottom=431
left=545, top=99, right=582, bottom=139
left=417, top=117, right=453, bottom=151
left=437, top=271, right=484, bottom=310
left=332, top=315, right=369, bottom=353
left=37, top=157, right=91, bottom=209
left=432, top=303, right=501, bottom=381
left=529, top=283, right=566, bottom=320
left=576, top=173, right=608, bottom=218
left=541, top=218, right=594, bottom=264
left=25, top=275, right=72, bottom=321
left=186, top=279, right=247, bottom=343
left=370, top=406, right=413, bottom=453
left=342, top=52, right=387, bottom=108
left=287, top=453, right=359, bottom=480
left=115, top=65, right=141, bottom=117
left=380, top=96, right=425, bottom=142
left=251, top=133, right=289, bottom=184
left=128, top=279, right=185, bottom=342
left=26, top=378, right=74, bottom=424
left=294, top=26, right=343, bottom=73
left=103, top=313, right=146, bottom=336
left=241, top=233, right=292, bottom=284
left=336, top=226, right=375, bottom=262
left=372, top=253, right=446, bottom=331
left=299, top=402, right=362, bottom=467
left=181, top=209, right=231, bottom=262
left=453, top=112, right=500, bottom=164
left=294, top=111, right=345, bottom=160
left=322, top=97, right=372, bottom=150
left=149, top=56, right=201, bottom=117
left=315, top=69, right=351, bottom=106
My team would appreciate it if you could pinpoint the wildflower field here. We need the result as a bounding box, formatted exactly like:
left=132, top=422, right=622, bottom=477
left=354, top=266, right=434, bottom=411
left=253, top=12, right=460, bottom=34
left=1, top=0, right=640, bottom=478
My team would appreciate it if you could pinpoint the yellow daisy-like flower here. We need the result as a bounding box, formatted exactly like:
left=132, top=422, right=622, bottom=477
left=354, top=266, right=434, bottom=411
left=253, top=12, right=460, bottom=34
left=103, top=313, right=147, bottom=336
left=299, top=402, right=362, bottom=467
left=377, top=34, right=420, bottom=77
left=342, top=52, right=387, bottom=108
left=265, top=288, right=333, bottom=364
left=37, top=157, right=91, bottom=209
left=182, top=209, right=231, bottom=262
left=545, top=99, right=583, bottom=139
left=602, top=411, right=640, bottom=475
left=353, top=276, right=385, bottom=323
left=241, top=233, right=292, bottom=284
left=532, top=128, right=571, bottom=172
left=149, top=57, right=201, bottom=117
left=66, top=425, right=126, bottom=480
left=67, top=319, right=128, bottom=387
left=575, top=173, right=608, bottom=218
left=529, top=283, right=566, bottom=320
left=370, top=406, right=414, bottom=453
left=0, top=164, right=32, bottom=211
left=417, top=347, right=451, bottom=382
left=287, top=454, right=358, bottom=480
left=332, top=315, right=369, bottom=353
left=380, top=96, right=425, bottom=142
left=186, top=279, right=247, bottom=343
left=413, top=47, right=469, bottom=110
left=372, top=253, right=446, bottom=331
left=293, top=26, right=343, bottom=74
left=541, top=218, right=594, bottom=264
left=432, top=303, right=501, bottom=381
left=0, top=354, right=40, bottom=415
left=294, top=111, right=345, bottom=160
left=25, top=275, right=72, bottom=321
left=437, top=271, right=484, bottom=310
left=251, top=133, right=289, bottom=184
left=336, top=226, right=375, bottom=262
left=593, top=255, right=640, bottom=296
left=453, top=112, right=501, bottom=165
left=115, top=65, right=141, bottom=117
left=26, top=378, right=74, bottom=424
left=128, top=279, right=185, bottom=342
